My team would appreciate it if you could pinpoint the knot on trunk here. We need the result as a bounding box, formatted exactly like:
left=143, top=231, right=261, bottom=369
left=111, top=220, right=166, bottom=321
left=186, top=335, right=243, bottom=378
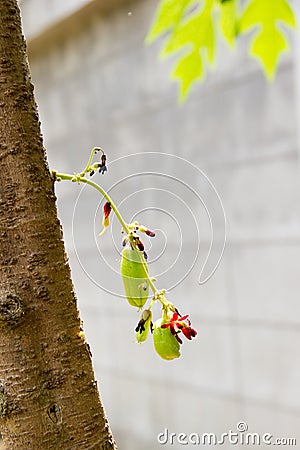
left=0, top=293, right=23, bottom=323
left=47, top=403, right=62, bottom=425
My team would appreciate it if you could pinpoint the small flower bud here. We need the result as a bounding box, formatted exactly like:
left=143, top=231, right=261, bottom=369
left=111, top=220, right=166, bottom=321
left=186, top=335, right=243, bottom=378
left=140, top=226, right=156, bottom=237
left=103, top=202, right=111, bottom=219
left=133, top=237, right=144, bottom=252
left=99, top=202, right=111, bottom=236
left=98, top=153, right=107, bottom=175
left=146, top=229, right=155, bottom=237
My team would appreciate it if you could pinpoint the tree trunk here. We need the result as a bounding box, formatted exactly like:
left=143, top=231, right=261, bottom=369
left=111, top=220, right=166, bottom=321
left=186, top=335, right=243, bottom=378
left=0, top=1, right=117, bottom=448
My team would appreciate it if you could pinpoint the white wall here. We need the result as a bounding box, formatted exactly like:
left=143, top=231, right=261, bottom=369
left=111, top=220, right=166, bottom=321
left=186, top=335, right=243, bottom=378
left=20, top=0, right=92, bottom=39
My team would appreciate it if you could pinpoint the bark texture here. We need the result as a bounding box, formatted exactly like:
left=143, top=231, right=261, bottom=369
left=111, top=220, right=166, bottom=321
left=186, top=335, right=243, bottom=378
left=0, top=1, right=117, bottom=448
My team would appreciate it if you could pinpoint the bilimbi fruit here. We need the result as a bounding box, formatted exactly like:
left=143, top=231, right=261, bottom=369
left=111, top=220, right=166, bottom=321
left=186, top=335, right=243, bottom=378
left=121, top=245, right=149, bottom=308
left=153, top=318, right=181, bottom=360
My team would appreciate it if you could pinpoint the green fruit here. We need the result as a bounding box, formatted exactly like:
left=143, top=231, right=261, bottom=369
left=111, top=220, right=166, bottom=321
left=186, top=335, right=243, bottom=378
left=153, top=319, right=180, bottom=360
left=121, top=247, right=149, bottom=308
left=136, top=310, right=152, bottom=343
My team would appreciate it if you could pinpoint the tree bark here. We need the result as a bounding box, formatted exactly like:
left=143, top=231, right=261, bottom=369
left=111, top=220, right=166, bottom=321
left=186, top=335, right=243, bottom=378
left=0, top=1, right=117, bottom=448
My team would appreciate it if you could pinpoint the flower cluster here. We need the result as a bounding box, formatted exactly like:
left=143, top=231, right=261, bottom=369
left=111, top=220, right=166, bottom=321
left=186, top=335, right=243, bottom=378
left=161, top=312, right=197, bottom=344
left=100, top=153, right=197, bottom=360
left=119, top=220, right=197, bottom=360
left=88, top=148, right=107, bottom=176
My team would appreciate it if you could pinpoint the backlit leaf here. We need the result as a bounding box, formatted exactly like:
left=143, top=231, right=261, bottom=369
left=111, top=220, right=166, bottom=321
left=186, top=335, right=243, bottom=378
left=155, top=0, right=216, bottom=100
left=239, top=0, right=296, bottom=78
left=146, top=0, right=198, bottom=44
left=147, top=0, right=296, bottom=100
left=219, top=0, right=238, bottom=46
left=172, top=50, right=204, bottom=100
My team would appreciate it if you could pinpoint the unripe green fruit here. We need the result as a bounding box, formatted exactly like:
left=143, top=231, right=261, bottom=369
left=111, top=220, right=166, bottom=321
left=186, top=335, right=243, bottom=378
left=136, top=310, right=152, bottom=343
left=121, top=247, right=149, bottom=308
left=136, top=327, right=148, bottom=343
left=153, top=318, right=180, bottom=360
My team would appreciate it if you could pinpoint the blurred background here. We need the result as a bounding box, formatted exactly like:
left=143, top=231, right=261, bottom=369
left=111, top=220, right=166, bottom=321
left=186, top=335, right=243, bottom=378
left=19, top=0, right=300, bottom=449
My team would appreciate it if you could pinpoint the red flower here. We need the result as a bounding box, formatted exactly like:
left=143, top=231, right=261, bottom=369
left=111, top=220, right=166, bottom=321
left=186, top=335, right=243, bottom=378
left=161, top=312, right=197, bottom=344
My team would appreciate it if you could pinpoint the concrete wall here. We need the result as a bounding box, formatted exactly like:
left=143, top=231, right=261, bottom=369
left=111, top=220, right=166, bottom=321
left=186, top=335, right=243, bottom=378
left=20, top=1, right=300, bottom=449
left=20, top=0, right=93, bottom=40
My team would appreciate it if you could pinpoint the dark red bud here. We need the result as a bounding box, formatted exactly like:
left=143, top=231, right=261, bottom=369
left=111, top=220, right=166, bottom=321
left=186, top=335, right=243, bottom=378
left=103, top=202, right=111, bottom=219
left=145, top=229, right=155, bottom=237
left=137, top=242, right=144, bottom=251
left=134, top=237, right=144, bottom=252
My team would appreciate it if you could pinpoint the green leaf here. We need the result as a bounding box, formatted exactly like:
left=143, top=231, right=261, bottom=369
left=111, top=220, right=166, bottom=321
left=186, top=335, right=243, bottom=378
left=158, top=0, right=215, bottom=100
left=239, top=0, right=295, bottom=30
left=146, top=0, right=198, bottom=44
left=172, top=50, right=204, bottom=100
left=250, top=27, right=288, bottom=78
left=219, top=0, right=238, bottom=47
left=161, top=4, right=215, bottom=60
left=239, top=0, right=296, bottom=78
left=146, top=0, right=297, bottom=100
